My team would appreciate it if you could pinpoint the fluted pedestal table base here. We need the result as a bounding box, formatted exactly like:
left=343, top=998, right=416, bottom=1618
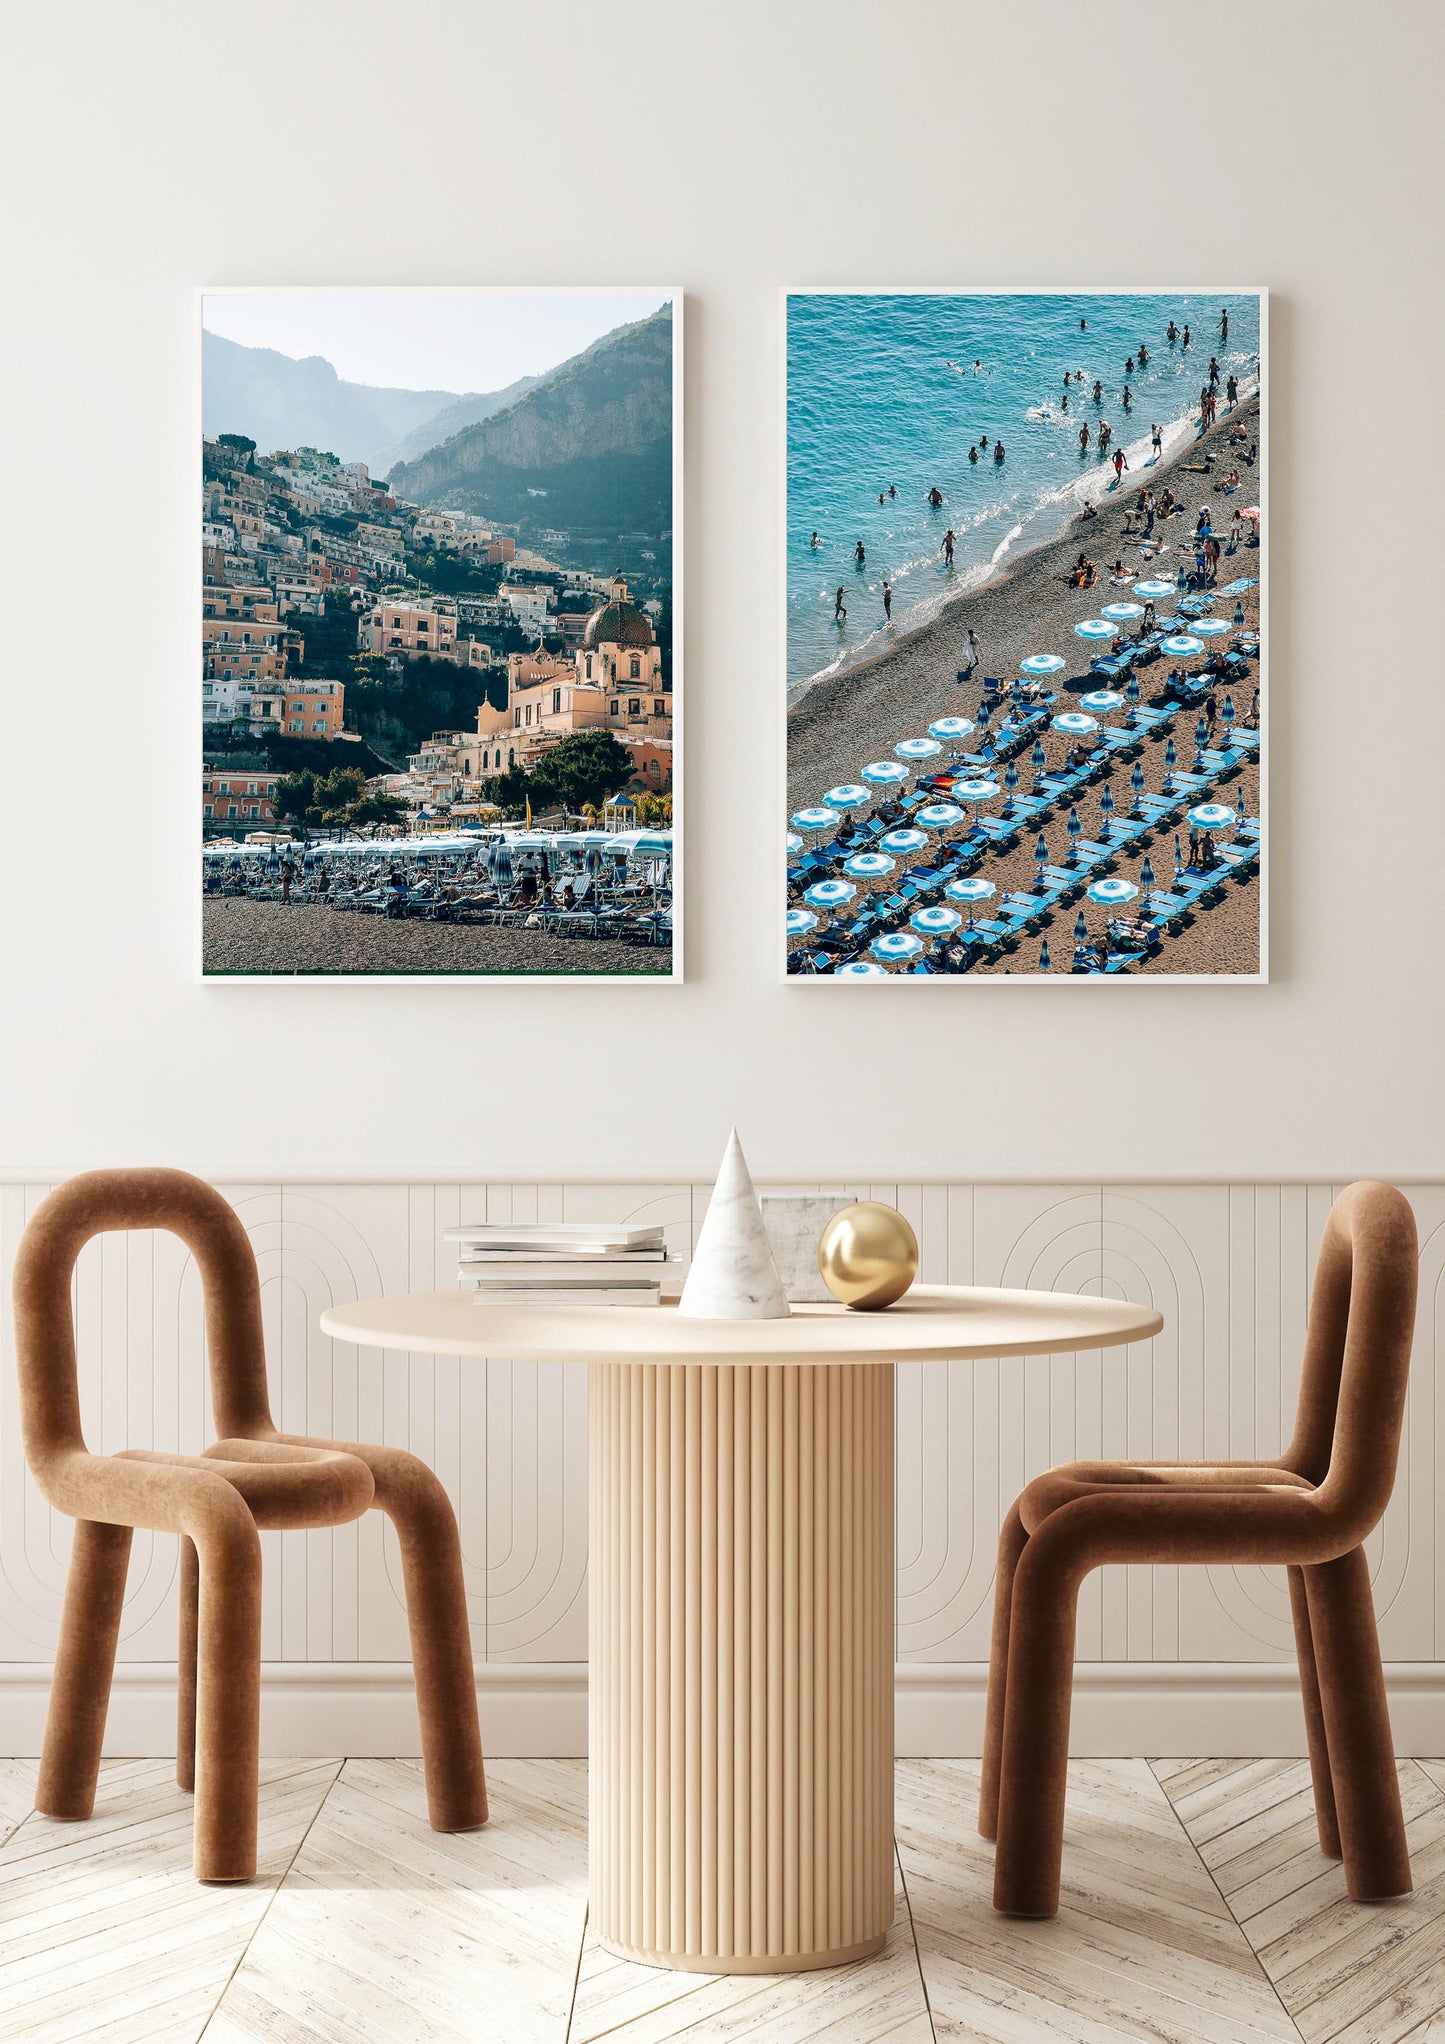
left=588, top=1359, right=895, bottom=1973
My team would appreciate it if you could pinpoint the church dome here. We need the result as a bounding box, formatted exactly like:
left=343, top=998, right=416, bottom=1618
left=583, top=583, right=655, bottom=651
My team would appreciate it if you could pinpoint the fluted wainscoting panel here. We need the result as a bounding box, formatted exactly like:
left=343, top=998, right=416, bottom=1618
left=588, top=1360, right=895, bottom=1970
left=2, top=1178, right=1444, bottom=1696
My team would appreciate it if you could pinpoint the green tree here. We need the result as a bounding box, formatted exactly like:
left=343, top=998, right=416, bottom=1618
left=479, top=729, right=636, bottom=820
left=270, top=766, right=404, bottom=837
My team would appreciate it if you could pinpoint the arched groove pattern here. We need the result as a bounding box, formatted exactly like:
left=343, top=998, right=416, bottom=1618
left=0, top=1179, right=1437, bottom=1679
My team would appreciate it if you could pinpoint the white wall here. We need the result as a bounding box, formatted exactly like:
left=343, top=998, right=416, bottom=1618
left=1, top=2, right=1441, bottom=1184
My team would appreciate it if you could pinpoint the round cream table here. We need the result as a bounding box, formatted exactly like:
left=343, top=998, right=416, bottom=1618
left=319, top=1285, right=1161, bottom=1973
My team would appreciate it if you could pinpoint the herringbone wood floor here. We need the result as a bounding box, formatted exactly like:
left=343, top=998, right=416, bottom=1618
left=2, top=1755, right=1443, bottom=2042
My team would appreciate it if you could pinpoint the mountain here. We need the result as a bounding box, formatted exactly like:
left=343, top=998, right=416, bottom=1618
left=385, top=305, right=674, bottom=550
left=202, top=331, right=529, bottom=470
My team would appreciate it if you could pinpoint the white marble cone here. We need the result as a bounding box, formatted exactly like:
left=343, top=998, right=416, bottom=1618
left=678, top=1128, right=792, bottom=1319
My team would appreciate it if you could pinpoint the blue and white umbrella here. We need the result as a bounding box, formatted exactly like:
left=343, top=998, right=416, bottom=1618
left=804, top=878, right=857, bottom=912
left=1130, top=760, right=1146, bottom=798
left=1140, top=856, right=1157, bottom=894
left=861, top=760, right=909, bottom=789
left=1066, top=805, right=1083, bottom=844
left=1088, top=877, right=1139, bottom=907
left=791, top=807, right=837, bottom=834
left=786, top=908, right=819, bottom=937
left=1235, top=786, right=1248, bottom=822
left=1221, top=694, right=1236, bottom=736
left=835, top=960, right=889, bottom=978
left=1135, top=579, right=1176, bottom=598
left=895, top=736, right=942, bottom=768
left=1099, top=782, right=1116, bottom=825
left=1074, top=910, right=1090, bottom=944
left=844, top=851, right=896, bottom=881
left=915, top=801, right=966, bottom=830
left=871, top=931, right=925, bottom=965
left=1161, top=634, right=1205, bottom=657
left=1074, top=618, right=1115, bottom=640
left=1052, top=711, right=1097, bottom=737
left=491, top=840, right=513, bottom=889
left=944, top=876, right=995, bottom=925
left=785, top=831, right=804, bottom=856
left=822, top=782, right=870, bottom=810
left=1038, top=939, right=1052, bottom=972
left=912, top=905, right=963, bottom=937
left=1031, top=738, right=1047, bottom=769
left=928, top=716, right=975, bottom=747
left=1101, top=601, right=1144, bottom=622
left=954, top=779, right=1000, bottom=820
left=1187, top=803, right=1236, bottom=834
left=1080, top=689, right=1123, bottom=716
left=1192, top=616, right=1230, bottom=637
left=1020, top=652, right=1066, bottom=677
left=879, top=827, right=929, bottom=856
left=1034, top=831, right=1051, bottom=884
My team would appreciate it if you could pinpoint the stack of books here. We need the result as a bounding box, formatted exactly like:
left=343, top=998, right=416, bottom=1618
left=444, top=1222, right=675, bottom=1306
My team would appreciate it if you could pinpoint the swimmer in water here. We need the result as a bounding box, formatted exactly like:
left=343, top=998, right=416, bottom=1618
left=834, top=587, right=847, bottom=620
left=1220, top=306, right=1229, bottom=340
left=1167, top=319, right=1179, bottom=342
left=887, top=483, right=897, bottom=498
left=1061, top=390, right=1069, bottom=411
left=854, top=538, right=866, bottom=566
left=968, top=444, right=979, bottom=463
left=1079, top=422, right=1090, bottom=452
left=1138, top=342, right=1149, bottom=366
left=941, top=528, right=955, bottom=566
left=972, top=359, right=982, bottom=373
left=994, top=440, right=1005, bottom=463
left=1122, top=384, right=1133, bottom=407
left=883, top=581, right=893, bottom=620
left=1182, top=324, right=1192, bottom=348
left=810, top=531, right=820, bottom=547
left=927, top=485, right=944, bottom=507
left=978, top=435, right=988, bottom=450
left=1092, top=379, right=1103, bottom=402
left=1126, top=356, right=1135, bottom=375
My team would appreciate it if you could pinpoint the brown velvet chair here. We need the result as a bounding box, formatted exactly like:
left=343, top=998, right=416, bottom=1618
left=12, top=1168, right=487, bottom=1882
left=980, top=1180, right=1418, bottom=1919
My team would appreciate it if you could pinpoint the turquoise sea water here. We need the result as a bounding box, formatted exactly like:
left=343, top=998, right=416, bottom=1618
left=787, top=291, right=1261, bottom=690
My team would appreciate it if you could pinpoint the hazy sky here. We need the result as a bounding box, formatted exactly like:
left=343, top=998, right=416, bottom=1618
left=203, top=290, right=670, bottom=395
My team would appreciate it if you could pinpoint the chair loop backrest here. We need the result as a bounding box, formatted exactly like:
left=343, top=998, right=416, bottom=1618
left=12, top=1168, right=275, bottom=1487
left=1283, top=1181, right=1417, bottom=1540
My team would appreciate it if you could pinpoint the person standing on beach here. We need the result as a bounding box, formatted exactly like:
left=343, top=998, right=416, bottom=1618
left=883, top=581, right=893, bottom=621
left=941, top=528, right=956, bottom=566
left=834, top=587, right=847, bottom=621
left=1226, top=373, right=1238, bottom=405
left=1152, top=423, right=1163, bottom=458
left=965, top=628, right=981, bottom=670
left=1113, top=448, right=1128, bottom=481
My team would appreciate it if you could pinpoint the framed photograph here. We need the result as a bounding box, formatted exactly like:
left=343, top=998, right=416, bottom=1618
left=200, top=287, right=681, bottom=981
left=783, top=289, right=1266, bottom=981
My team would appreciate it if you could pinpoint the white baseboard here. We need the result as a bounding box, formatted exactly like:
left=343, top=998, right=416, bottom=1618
left=0, top=1661, right=1440, bottom=1759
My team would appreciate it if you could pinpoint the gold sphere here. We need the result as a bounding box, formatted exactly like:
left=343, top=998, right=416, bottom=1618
left=818, top=1202, right=919, bottom=1310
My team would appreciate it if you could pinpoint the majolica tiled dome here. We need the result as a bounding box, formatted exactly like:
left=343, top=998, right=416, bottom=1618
left=583, top=594, right=654, bottom=650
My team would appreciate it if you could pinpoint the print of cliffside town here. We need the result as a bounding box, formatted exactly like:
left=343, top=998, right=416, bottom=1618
left=202, top=305, right=674, bottom=840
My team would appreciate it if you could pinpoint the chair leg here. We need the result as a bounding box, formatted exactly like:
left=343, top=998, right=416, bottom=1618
left=177, top=1537, right=198, bottom=1795
left=979, top=1503, right=1028, bottom=1841
left=191, top=1507, right=263, bottom=1882
left=992, top=1538, right=1082, bottom=1917
left=1287, top=1563, right=1339, bottom=1858
left=35, top=1520, right=133, bottom=1821
left=1303, top=1546, right=1411, bottom=1900
left=379, top=1463, right=488, bottom=1831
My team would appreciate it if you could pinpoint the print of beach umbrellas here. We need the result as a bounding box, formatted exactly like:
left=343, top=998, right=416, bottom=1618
left=804, top=878, right=857, bottom=913
left=1020, top=653, right=1065, bottom=677
left=1187, top=803, right=1236, bottom=834
left=787, top=909, right=819, bottom=938
left=1080, top=690, right=1123, bottom=717
left=1101, top=602, right=1144, bottom=622
left=1191, top=617, right=1230, bottom=637
left=861, top=760, right=910, bottom=789
left=1161, top=634, right=1205, bottom=657
left=791, top=807, right=837, bottom=834
left=844, top=851, right=897, bottom=881
left=835, top=960, right=889, bottom=978
left=785, top=832, right=804, bottom=856
left=915, top=802, right=966, bottom=831
left=822, top=782, right=870, bottom=809
left=1074, top=618, right=1114, bottom=640
left=1088, top=877, right=1139, bottom=907
left=928, top=716, right=975, bottom=749
left=1135, top=579, right=1176, bottom=598
left=895, top=736, right=942, bottom=770
left=944, top=876, right=995, bottom=926
left=1052, top=712, right=1097, bottom=737
left=879, top=827, right=929, bottom=856
left=911, top=905, right=963, bottom=938
left=871, top=931, right=925, bottom=965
